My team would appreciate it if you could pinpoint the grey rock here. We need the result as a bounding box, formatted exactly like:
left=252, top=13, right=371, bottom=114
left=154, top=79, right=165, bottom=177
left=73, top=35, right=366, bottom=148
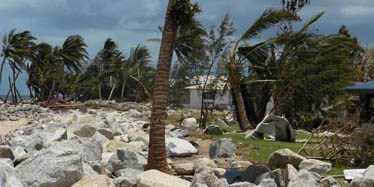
left=16, top=141, right=83, bottom=187
left=287, top=170, right=320, bottom=187
left=98, top=128, right=114, bottom=140
left=284, top=164, right=298, bottom=185
left=71, top=175, right=114, bottom=187
left=209, top=138, right=236, bottom=158
left=117, top=148, right=147, bottom=170
left=205, top=125, right=223, bottom=135
left=82, top=162, right=98, bottom=178
left=10, top=135, right=43, bottom=152
left=191, top=170, right=229, bottom=187
left=82, top=141, right=102, bottom=162
left=137, top=169, right=191, bottom=187
left=73, top=125, right=97, bottom=137
left=229, top=182, right=256, bottom=187
left=215, top=118, right=228, bottom=127
left=115, top=168, right=142, bottom=178
left=351, top=165, right=374, bottom=187
left=181, top=117, right=198, bottom=131
left=242, top=165, right=270, bottom=183
left=230, top=161, right=252, bottom=172
left=114, top=177, right=137, bottom=187
left=267, top=148, right=305, bottom=169
left=193, top=158, right=217, bottom=173
left=245, top=115, right=295, bottom=141
left=320, top=176, right=339, bottom=187
left=0, top=158, right=14, bottom=167
left=0, top=145, right=14, bottom=160
left=299, top=159, right=332, bottom=174
left=44, top=128, right=68, bottom=145
left=258, top=178, right=277, bottom=187
left=166, top=137, right=198, bottom=157
left=0, top=159, right=24, bottom=187
left=168, top=128, right=190, bottom=138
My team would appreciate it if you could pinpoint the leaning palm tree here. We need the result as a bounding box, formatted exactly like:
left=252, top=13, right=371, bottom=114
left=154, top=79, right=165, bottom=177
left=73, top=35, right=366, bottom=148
left=1, top=29, right=36, bottom=102
left=146, top=0, right=200, bottom=172
left=226, top=8, right=299, bottom=131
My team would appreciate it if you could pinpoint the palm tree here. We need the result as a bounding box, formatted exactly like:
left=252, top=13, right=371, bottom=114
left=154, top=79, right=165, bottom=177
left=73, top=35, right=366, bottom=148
left=1, top=29, right=36, bottom=102
left=226, top=8, right=299, bottom=130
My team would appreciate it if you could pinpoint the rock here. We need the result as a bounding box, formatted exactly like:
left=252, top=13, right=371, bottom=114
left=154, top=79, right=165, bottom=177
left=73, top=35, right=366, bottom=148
left=73, top=125, right=97, bottom=137
left=299, top=159, right=332, bottom=174
left=117, top=148, right=147, bottom=170
left=191, top=169, right=229, bottom=187
left=225, top=170, right=244, bottom=184
left=98, top=128, right=114, bottom=140
left=173, top=162, right=194, bottom=175
left=215, top=118, right=228, bottom=127
left=82, top=141, right=103, bottom=162
left=16, top=141, right=83, bottom=187
left=166, top=137, right=198, bottom=157
left=115, top=168, right=143, bottom=178
left=351, top=165, right=374, bottom=187
left=287, top=170, right=320, bottom=187
left=284, top=164, right=298, bottom=185
left=214, top=168, right=227, bottom=176
left=320, top=176, right=339, bottom=187
left=107, top=154, right=124, bottom=173
left=10, top=135, right=43, bottom=152
left=103, top=139, right=127, bottom=153
left=181, top=117, right=198, bottom=131
left=0, top=158, right=14, bottom=167
left=0, top=159, right=24, bottom=187
left=257, top=178, right=277, bottom=187
left=137, top=169, right=191, bottom=187
left=71, top=175, right=114, bottom=187
left=267, top=148, right=305, bottom=169
left=47, top=128, right=67, bottom=143
left=193, top=158, right=217, bottom=173
left=128, top=109, right=141, bottom=117
left=168, top=128, right=190, bottom=138
left=82, top=162, right=98, bottom=177
left=229, top=182, right=256, bottom=187
left=209, top=138, right=236, bottom=158
left=245, top=115, right=295, bottom=142
left=115, top=177, right=137, bottom=187
left=205, top=125, right=223, bottom=135
left=230, top=161, right=252, bottom=172
left=128, top=128, right=148, bottom=145
left=241, top=165, right=270, bottom=183
left=0, top=145, right=14, bottom=160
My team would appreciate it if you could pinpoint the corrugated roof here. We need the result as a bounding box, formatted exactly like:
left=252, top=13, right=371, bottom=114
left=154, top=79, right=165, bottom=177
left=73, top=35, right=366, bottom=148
left=345, top=81, right=374, bottom=94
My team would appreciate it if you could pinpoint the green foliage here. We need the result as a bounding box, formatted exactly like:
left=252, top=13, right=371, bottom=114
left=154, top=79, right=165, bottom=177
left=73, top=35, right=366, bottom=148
left=169, top=0, right=201, bottom=27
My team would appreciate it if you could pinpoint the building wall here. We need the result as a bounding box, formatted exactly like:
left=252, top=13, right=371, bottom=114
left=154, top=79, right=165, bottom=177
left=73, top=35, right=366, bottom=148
left=184, top=89, right=232, bottom=109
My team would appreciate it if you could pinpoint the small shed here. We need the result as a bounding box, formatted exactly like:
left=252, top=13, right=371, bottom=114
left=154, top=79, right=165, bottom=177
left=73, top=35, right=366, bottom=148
left=345, top=81, right=374, bottom=124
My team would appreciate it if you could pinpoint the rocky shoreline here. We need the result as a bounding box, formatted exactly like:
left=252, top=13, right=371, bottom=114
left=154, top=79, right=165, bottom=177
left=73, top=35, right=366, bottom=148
left=0, top=101, right=373, bottom=187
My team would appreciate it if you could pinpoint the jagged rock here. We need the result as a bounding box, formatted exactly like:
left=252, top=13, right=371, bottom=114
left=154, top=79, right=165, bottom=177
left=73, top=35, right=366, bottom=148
left=73, top=125, right=97, bottom=137
left=267, top=148, right=305, bottom=169
left=257, top=178, right=277, bottom=187
left=287, top=170, right=320, bottom=187
left=71, top=175, right=114, bottom=187
left=117, top=148, right=147, bottom=170
left=103, top=139, right=127, bottom=153
left=10, top=135, right=43, bottom=152
left=320, top=176, right=339, bottom=187
left=209, top=138, right=236, bottom=158
left=245, top=115, right=295, bottom=141
left=173, top=162, right=194, bottom=175
left=242, top=165, right=271, bottom=183
left=44, top=128, right=67, bottom=145
left=168, top=128, right=190, bottom=138
left=115, top=168, right=143, bottom=178
left=214, top=168, right=227, bottom=176
left=128, top=128, right=148, bottom=145
left=0, top=158, right=13, bottom=167
left=191, top=169, right=229, bottom=187
left=98, top=128, right=114, bottom=140
left=0, top=159, right=24, bottom=187
left=230, top=161, right=252, bottom=172
left=299, top=159, right=332, bottom=174
left=229, top=182, right=256, bottom=187
left=82, top=141, right=102, bottom=162
left=137, top=169, right=191, bottom=187
left=193, top=158, right=217, bottom=173
left=284, top=164, right=298, bottom=185
left=0, top=145, right=14, bottom=160
left=205, top=125, right=223, bottom=135
left=82, top=162, right=98, bottom=177
left=214, top=118, right=228, bottom=127
left=166, top=137, right=198, bottom=157
left=115, top=177, right=137, bottom=187
left=16, top=141, right=83, bottom=187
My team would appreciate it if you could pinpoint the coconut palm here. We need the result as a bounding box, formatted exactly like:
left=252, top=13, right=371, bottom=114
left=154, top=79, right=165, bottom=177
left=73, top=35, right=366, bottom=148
left=226, top=8, right=299, bottom=130
left=1, top=29, right=36, bottom=102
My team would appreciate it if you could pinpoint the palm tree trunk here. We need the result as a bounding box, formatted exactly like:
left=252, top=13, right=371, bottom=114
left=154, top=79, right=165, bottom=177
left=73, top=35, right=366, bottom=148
left=98, top=84, right=102, bottom=100
left=8, top=77, right=14, bottom=103
left=120, top=82, right=126, bottom=101
left=108, top=85, right=115, bottom=101
left=27, top=84, right=34, bottom=99
left=47, top=80, right=56, bottom=103
left=0, top=56, right=7, bottom=90
left=231, top=80, right=251, bottom=131
left=146, top=0, right=177, bottom=172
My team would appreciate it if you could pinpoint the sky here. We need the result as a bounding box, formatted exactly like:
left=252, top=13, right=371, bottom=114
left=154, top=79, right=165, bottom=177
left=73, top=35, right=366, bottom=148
left=1, top=0, right=374, bottom=95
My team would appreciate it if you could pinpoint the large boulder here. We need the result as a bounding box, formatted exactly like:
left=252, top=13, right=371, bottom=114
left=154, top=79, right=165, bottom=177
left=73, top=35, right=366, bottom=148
left=82, top=141, right=102, bottom=162
left=0, top=159, right=24, bottom=187
left=0, top=145, right=14, bottom=160
left=166, top=137, right=198, bottom=157
left=284, top=164, right=298, bottom=185
left=209, top=138, right=236, bottom=158
left=73, top=125, right=97, bottom=137
left=287, top=170, right=320, bottom=187
left=173, top=162, right=194, bottom=175
left=10, top=135, right=43, bottom=152
left=191, top=170, right=229, bottom=187
left=117, top=148, right=147, bottom=170
left=320, top=176, right=339, bottom=187
left=205, top=125, right=223, bottom=135
left=71, top=175, right=114, bottom=187
left=245, top=115, right=295, bottom=141
left=43, top=128, right=67, bottom=145
left=241, top=165, right=270, bottom=183
left=298, top=159, right=332, bottom=174
left=193, top=158, right=217, bottom=173
left=181, top=117, right=198, bottom=131
left=267, top=148, right=305, bottom=169
left=137, top=169, right=191, bottom=187
left=16, top=141, right=84, bottom=187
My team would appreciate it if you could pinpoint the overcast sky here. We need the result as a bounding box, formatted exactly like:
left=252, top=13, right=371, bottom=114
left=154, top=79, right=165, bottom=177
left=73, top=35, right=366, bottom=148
left=1, top=0, right=374, bottom=94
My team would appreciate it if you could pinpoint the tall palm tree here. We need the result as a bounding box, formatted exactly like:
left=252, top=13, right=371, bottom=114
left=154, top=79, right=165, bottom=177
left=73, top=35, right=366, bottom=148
left=1, top=29, right=36, bottom=102
left=226, top=8, right=299, bottom=130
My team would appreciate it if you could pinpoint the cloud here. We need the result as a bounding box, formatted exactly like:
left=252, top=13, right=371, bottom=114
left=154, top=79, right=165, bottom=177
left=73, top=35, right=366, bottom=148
left=340, top=6, right=374, bottom=17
